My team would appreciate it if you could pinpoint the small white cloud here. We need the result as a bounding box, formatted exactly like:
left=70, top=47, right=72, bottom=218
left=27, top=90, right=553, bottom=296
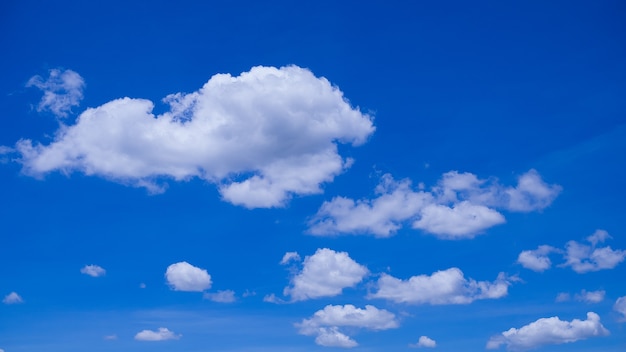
left=242, top=289, right=256, bottom=297
left=486, top=312, right=609, bottom=350
left=280, top=251, right=301, bottom=265
left=503, top=169, right=562, bottom=212
left=370, top=268, right=511, bottom=305
left=409, top=335, right=437, bottom=348
left=614, top=296, right=626, bottom=321
left=103, top=334, right=117, bottom=340
left=134, top=327, right=181, bottom=341
left=262, top=293, right=286, bottom=304
left=80, top=264, right=106, bottom=277
left=517, top=245, right=558, bottom=272
left=203, top=290, right=236, bottom=303
left=283, top=248, right=368, bottom=301
left=3, top=292, right=23, bottom=304
left=555, top=293, right=571, bottom=302
left=587, top=229, right=611, bottom=246
left=412, top=201, right=505, bottom=238
left=297, top=304, right=398, bottom=348
left=575, top=290, right=605, bottom=303
left=165, top=262, right=212, bottom=292
left=26, top=68, right=85, bottom=118
left=562, top=231, right=626, bottom=273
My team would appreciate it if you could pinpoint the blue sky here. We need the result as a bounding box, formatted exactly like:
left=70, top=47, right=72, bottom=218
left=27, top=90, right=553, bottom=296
left=1, top=0, right=626, bottom=351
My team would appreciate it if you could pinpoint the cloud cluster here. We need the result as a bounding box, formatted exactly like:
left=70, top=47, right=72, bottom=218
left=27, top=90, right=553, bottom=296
left=134, top=327, right=181, bottom=341
left=165, top=262, right=212, bottom=292
left=486, top=312, right=609, bottom=350
left=283, top=248, right=368, bottom=301
left=26, top=68, right=85, bottom=118
left=556, top=290, right=605, bottom=303
left=518, top=230, right=626, bottom=273
left=2, top=291, right=24, bottom=304
left=409, top=336, right=437, bottom=348
left=80, top=264, right=106, bottom=277
left=16, top=66, right=375, bottom=208
left=297, top=304, right=398, bottom=348
left=369, top=268, right=512, bottom=305
left=309, top=169, right=560, bottom=239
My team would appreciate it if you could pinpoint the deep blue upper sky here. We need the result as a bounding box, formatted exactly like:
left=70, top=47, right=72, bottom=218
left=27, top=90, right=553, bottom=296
left=1, top=1, right=625, bottom=351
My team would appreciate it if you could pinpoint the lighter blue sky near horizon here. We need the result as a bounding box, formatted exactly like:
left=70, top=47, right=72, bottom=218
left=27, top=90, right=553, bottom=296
left=1, top=1, right=626, bottom=351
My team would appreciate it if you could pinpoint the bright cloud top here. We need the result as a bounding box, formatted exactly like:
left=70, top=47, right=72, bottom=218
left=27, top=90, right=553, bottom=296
left=165, top=261, right=212, bottom=292
left=283, top=248, right=368, bottom=301
left=409, top=336, right=437, bottom=348
left=26, top=68, right=85, bottom=118
left=486, top=312, right=609, bottom=351
left=134, top=327, right=181, bottom=341
left=16, top=65, right=375, bottom=208
left=519, top=230, right=626, bottom=273
left=80, top=264, right=106, bottom=277
left=369, top=268, right=512, bottom=305
left=3, top=292, right=24, bottom=304
left=309, top=169, right=560, bottom=239
left=297, top=304, right=398, bottom=348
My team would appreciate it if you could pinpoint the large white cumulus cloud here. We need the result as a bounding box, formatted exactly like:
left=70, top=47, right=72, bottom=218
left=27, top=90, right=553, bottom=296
left=16, top=66, right=375, bottom=208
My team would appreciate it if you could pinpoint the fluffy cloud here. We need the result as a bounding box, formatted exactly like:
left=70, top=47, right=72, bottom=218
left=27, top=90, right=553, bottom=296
left=614, top=296, right=626, bottom=321
left=3, top=291, right=24, bottom=304
left=203, top=290, right=236, bottom=303
left=134, top=327, right=181, bottom=341
left=369, top=268, right=511, bottom=305
left=16, top=66, right=374, bottom=208
left=165, top=262, right=212, bottom=292
left=486, top=312, right=609, bottom=350
left=409, top=336, right=437, bottom=348
left=80, top=264, right=106, bottom=277
left=280, top=251, right=301, bottom=265
left=556, top=290, right=606, bottom=303
left=517, top=245, right=558, bottom=272
left=284, top=248, right=368, bottom=301
left=26, top=68, right=85, bottom=118
left=297, top=304, right=398, bottom=348
left=309, top=170, right=559, bottom=239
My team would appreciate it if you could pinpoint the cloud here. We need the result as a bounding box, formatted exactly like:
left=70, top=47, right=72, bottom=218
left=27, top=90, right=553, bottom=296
left=26, top=68, right=85, bottom=118
left=103, top=334, right=118, bottom=340
left=409, top=336, right=437, bottom=348
left=486, top=312, right=609, bottom=350
left=517, top=245, right=558, bottom=272
left=262, top=293, right=286, bottom=304
left=203, top=290, right=236, bottom=303
left=555, top=293, right=571, bottom=302
left=280, top=251, right=301, bottom=265
left=3, top=291, right=24, bottom=304
left=80, top=264, right=106, bottom=277
left=283, top=248, right=368, bottom=301
left=165, top=262, right=212, bottom=292
left=562, top=232, right=626, bottom=273
left=575, top=290, right=605, bottom=303
left=309, top=170, right=559, bottom=239
left=297, top=304, right=398, bottom=348
left=15, top=65, right=374, bottom=208
left=369, top=268, right=511, bottom=305
left=614, top=296, right=626, bottom=321
left=134, top=327, right=181, bottom=341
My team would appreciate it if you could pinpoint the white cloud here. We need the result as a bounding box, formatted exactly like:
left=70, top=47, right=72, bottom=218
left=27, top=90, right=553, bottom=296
left=562, top=232, right=626, bottom=273
left=517, top=245, right=558, bottom=272
left=309, top=170, right=559, bottom=239
left=555, top=293, right=570, bottom=302
left=103, top=334, right=118, bottom=340
left=369, top=268, right=511, bottom=305
left=203, top=290, right=236, bottom=303
left=26, top=68, right=85, bottom=118
left=283, top=248, right=368, bottom=301
left=16, top=65, right=374, bottom=208
left=134, top=327, right=181, bottom=341
left=280, top=251, right=301, bottom=265
left=575, top=290, right=605, bottom=303
left=3, top=292, right=24, bottom=304
left=614, top=296, right=626, bottom=321
left=297, top=304, right=398, bottom=348
left=165, top=262, right=212, bottom=292
left=409, top=336, right=437, bottom=348
left=587, top=229, right=610, bottom=246
left=80, top=264, right=106, bottom=277
left=486, top=312, right=609, bottom=350
left=262, top=293, right=286, bottom=304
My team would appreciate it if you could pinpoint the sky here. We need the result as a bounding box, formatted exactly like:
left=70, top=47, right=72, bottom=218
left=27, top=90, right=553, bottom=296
left=1, top=0, right=625, bottom=351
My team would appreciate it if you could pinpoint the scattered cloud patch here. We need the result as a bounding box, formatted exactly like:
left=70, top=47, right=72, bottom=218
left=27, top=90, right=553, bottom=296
left=297, top=304, right=398, bottom=348
left=486, top=312, right=609, bottom=350
left=203, top=290, right=236, bottom=303
left=134, top=327, right=181, bottom=341
left=309, top=170, right=559, bottom=239
left=26, top=68, right=85, bottom=118
left=409, top=335, right=437, bottom=348
left=576, top=290, right=605, bottom=303
left=283, top=248, right=368, bottom=301
left=16, top=65, right=374, bottom=208
left=517, top=245, right=559, bottom=272
left=614, top=296, right=626, bottom=321
left=555, top=293, right=571, bottom=302
left=165, top=262, right=212, bottom=292
left=262, top=293, right=286, bottom=304
left=80, top=264, right=106, bottom=277
left=280, top=251, right=301, bottom=265
left=103, top=334, right=117, bottom=340
left=3, top=291, right=24, bottom=304
left=370, top=268, right=512, bottom=305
